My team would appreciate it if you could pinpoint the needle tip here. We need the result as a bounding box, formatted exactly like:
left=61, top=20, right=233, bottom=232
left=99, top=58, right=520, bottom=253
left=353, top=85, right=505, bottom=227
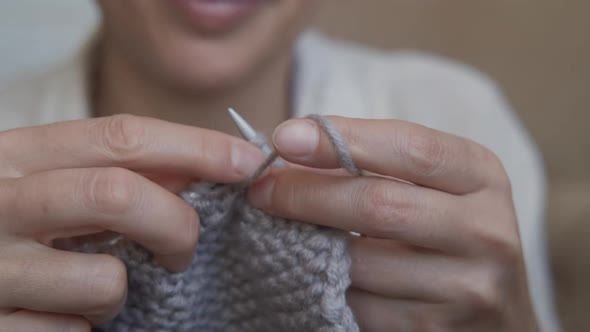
left=227, top=107, right=237, bottom=117
left=227, top=107, right=257, bottom=142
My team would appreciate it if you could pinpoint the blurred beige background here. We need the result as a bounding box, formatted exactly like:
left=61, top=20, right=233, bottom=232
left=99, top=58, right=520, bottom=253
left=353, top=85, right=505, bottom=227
left=312, top=1, right=589, bottom=331
left=0, top=0, right=587, bottom=330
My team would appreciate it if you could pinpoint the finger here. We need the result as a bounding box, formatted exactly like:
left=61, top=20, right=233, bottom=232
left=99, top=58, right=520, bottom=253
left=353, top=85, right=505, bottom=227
left=0, top=167, right=200, bottom=271
left=249, top=169, right=472, bottom=251
left=0, top=114, right=265, bottom=182
left=52, top=232, right=121, bottom=251
left=347, top=288, right=442, bottom=332
left=0, top=311, right=90, bottom=332
left=0, top=241, right=126, bottom=326
left=140, top=172, right=196, bottom=193
left=349, top=236, right=459, bottom=301
left=272, top=116, right=505, bottom=194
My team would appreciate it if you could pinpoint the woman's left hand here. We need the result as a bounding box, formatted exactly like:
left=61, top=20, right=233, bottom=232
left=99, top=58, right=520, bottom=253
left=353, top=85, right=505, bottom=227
left=248, top=116, right=539, bottom=331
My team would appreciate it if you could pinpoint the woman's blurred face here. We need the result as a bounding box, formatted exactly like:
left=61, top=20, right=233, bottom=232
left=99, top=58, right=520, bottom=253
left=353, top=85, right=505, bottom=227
left=97, top=0, right=315, bottom=92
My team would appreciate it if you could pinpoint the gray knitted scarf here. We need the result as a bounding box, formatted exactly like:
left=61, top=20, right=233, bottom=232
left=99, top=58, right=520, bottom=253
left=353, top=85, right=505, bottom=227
left=84, top=115, right=361, bottom=332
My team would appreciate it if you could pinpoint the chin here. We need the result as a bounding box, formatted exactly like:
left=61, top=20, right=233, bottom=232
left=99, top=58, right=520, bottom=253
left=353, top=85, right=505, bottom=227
left=159, top=7, right=304, bottom=93
left=151, top=28, right=295, bottom=94
left=156, top=45, right=255, bottom=93
left=100, top=0, right=312, bottom=93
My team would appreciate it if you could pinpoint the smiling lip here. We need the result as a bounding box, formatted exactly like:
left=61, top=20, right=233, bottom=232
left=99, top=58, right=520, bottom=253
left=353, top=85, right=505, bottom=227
left=170, top=0, right=262, bottom=32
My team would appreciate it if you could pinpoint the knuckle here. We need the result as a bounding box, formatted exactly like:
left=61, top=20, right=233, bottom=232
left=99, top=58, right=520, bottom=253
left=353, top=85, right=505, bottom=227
left=97, top=114, right=146, bottom=162
left=83, top=168, right=141, bottom=216
left=357, top=182, right=415, bottom=236
left=485, top=235, right=522, bottom=268
left=470, top=220, right=522, bottom=266
left=456, top=268, right=506, bottom=319
left=402, top=126, right=447, bottom=178
left=87, top=255, right=128, bottom=316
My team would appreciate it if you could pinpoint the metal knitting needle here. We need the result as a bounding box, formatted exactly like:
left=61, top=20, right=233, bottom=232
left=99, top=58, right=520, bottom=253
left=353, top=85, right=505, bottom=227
left=228, top=108, right=257, bottom=141
left=227, top=107, right=275, bottom=157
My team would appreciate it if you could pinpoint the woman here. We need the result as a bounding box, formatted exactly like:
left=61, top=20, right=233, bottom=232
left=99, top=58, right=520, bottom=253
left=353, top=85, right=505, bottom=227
left=0, top=0, right=559, bottom=331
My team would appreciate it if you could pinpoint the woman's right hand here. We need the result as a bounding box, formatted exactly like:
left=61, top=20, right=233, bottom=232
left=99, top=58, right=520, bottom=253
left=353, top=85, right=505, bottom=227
left=0, top=114, right=265, bottom=331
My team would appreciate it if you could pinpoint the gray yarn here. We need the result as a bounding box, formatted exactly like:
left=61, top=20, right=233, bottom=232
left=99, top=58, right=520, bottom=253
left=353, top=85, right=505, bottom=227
left=82, top=115, right=360, bottom=332
left=305, top=115, right=361, bottom=177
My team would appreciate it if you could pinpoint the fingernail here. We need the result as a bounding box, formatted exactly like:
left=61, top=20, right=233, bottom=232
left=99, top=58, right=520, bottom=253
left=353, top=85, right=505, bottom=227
left=248, top=175, right=275, bottom=209
left=231, top=142, right=266, bottom=178
left=273, top=119, right=319, bottom=157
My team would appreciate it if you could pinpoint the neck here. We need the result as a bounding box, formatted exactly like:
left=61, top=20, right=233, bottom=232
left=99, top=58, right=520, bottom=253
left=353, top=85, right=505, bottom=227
left=93, top=38, right=292, bottom=138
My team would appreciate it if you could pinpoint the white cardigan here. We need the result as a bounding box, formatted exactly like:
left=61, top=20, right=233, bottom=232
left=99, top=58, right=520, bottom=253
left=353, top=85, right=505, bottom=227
left=0, top=31, right=561, bottom=331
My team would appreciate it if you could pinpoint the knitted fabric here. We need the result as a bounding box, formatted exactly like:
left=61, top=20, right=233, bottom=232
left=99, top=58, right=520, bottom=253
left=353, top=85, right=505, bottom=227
left=84, top=115, right=360, bottom=332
